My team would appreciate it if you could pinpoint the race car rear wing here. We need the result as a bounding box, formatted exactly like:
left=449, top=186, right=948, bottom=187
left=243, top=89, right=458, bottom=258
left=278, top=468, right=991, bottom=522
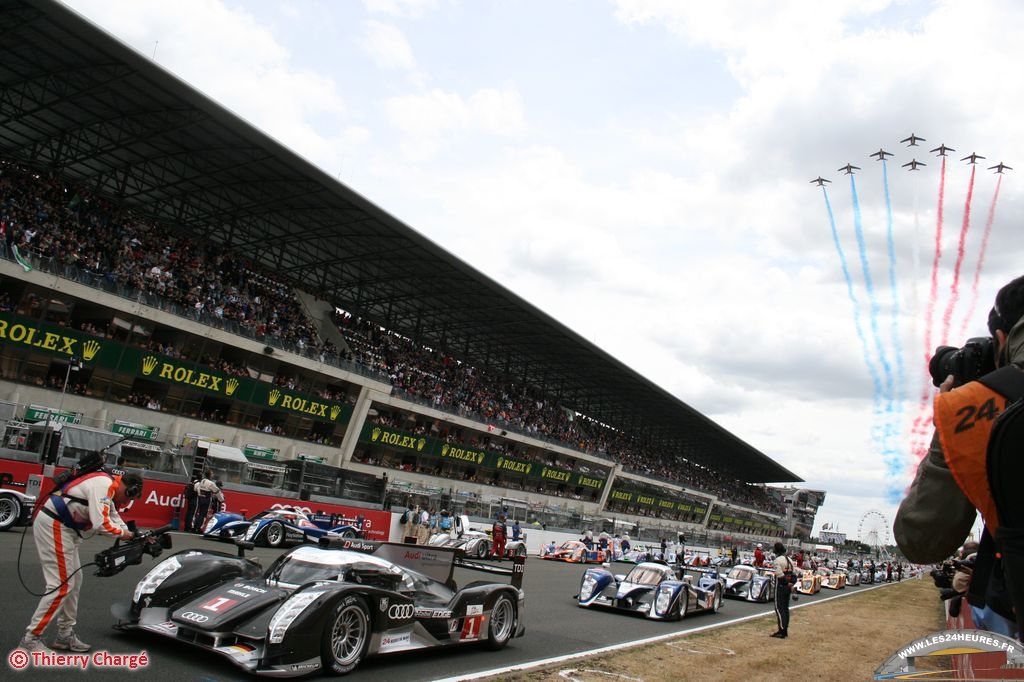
left=319, top=536, right=525, bottom=590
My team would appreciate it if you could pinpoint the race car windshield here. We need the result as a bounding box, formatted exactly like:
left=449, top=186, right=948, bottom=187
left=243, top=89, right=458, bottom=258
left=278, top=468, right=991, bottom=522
left=270, top=553, right=414, bottom=591
left=624, top=567, right=667, bottom=586
left=727, top=567, right=754, bottom=580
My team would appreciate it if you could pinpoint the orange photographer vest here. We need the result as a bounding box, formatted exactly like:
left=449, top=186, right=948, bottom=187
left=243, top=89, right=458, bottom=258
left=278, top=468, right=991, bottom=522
left=934, top=378, right=1016, bottom=535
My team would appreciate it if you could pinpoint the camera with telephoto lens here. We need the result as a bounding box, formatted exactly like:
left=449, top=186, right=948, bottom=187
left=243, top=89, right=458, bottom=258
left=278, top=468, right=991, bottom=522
left=93, top=522, right=173, bottom=577
left=929, top=337, right=996, bottom=388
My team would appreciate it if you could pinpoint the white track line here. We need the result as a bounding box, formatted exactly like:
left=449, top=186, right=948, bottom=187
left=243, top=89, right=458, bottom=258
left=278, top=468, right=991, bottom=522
left=432, top=582, right=896, bottom=682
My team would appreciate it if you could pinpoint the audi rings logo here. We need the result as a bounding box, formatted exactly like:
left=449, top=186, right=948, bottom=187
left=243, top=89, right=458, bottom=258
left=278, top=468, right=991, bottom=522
left=387, top=604, right=415, bottom=620
left=179, top=611, right=210, bottom=623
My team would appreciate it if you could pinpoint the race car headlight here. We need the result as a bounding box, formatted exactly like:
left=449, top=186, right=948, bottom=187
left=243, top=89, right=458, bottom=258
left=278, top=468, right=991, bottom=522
left=268, top=591, right=322, bottom=644
left=655, top=586, right=674, bottom=615
left=133, top=556, right=182, bottom=603
left=579, top=573, right=598, bottom=600
left=203, top=517, right=217, bottom=534
left=244, top=524, right=258, bottom=541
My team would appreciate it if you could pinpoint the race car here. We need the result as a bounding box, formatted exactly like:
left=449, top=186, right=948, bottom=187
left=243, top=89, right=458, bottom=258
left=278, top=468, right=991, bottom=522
left=204, top=508, right=362, bottom=547
left=427, top=515, right=527, bottom=559
left=577, top=561, right=724, bottom=620
left=541, top=540, right=607, bottom=564
left=819, top=568, right=847, bottom=590
left=845, top=569, right=861, bottom=586
left=0, top=485, right=35, bottom=531
left=796, top=572, right=823, bottom=595
left=112, top=538, right=526, bottom=677
left=723, top=564, right=776, bottom=603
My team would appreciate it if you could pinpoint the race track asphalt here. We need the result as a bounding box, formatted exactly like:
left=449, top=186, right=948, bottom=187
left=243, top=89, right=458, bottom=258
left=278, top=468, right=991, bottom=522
left=0, top=529, right=889, bottom=680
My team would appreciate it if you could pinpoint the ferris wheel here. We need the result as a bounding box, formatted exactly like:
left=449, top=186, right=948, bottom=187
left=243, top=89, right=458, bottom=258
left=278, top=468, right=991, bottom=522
left=858, top=510, right=892, bottom=557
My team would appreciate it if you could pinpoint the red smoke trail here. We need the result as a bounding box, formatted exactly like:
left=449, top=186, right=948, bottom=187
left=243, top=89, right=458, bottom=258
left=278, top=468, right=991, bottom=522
left=959, top=175, right=1002, bottom=338
left=940, top=164, right=976, bottom=341
left=909, top=156, right=948, bottom=463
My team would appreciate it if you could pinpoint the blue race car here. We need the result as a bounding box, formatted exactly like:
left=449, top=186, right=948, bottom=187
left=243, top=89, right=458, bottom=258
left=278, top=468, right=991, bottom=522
left=723, top=564, right=776, bottom=602
left=204, top=507, right=362, bottom=548
left=577, top=560, right=723, bottom=620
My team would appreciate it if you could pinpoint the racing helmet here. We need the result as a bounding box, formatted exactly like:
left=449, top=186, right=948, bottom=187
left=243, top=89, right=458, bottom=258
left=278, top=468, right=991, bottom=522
left=757, top=543, right=763, bottom=548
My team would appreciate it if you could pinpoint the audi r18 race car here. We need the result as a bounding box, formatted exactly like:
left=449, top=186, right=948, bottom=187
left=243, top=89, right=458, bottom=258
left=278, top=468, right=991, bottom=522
left=203, top=508, right=362, bottom=547
left=112, top=538, right=525, bottom=677
left=723, top=564, right=776, bottom=603
left=541, top=540, right=608, bottom=564
left=427, top=515, right=527, bottom=559
left=796, top=572, right=823, bottom=595
left=577, top=561, right=724, bottom=620
left=0, top=485, right=35, bottom=531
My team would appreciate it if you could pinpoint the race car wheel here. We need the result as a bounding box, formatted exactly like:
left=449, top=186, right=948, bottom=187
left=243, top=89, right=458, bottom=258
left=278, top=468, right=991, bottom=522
left=485, top=594, right=516, bottom=650
left=264, top=521, right=286, bottom=548
left=340, top=529, right=356, bottom=539
left=0, top=494, right=21, bottom=531
left=476, top=542, right=488, bottom=559
left=676, top=591, right=690, bottom=621
left=711, top=587, right=722, bottom=613
left=514, top=544, right=527, bottom=558
left=321, top=598, right=370, bottom=674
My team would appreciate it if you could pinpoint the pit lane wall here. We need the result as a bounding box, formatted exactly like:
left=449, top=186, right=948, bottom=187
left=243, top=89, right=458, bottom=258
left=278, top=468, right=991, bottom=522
left=0, top=457, right=392, bottom=541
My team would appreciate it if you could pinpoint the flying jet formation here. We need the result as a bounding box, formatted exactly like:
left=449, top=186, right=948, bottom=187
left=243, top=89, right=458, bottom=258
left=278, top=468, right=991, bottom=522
left=989, top=162, right=1013, bottom=174
left=930, top=144, right=954, bottom=156
left=810, top=176, right=831, bottom=186
left=870, top=148, right=894, bottom=160
left=902, top=159, right=926, bottom=171
left=837, top=163, right=861, bottom=175
left=901, top=133, right=925, bottom=146
left=962, top=152, right=986, bottom=165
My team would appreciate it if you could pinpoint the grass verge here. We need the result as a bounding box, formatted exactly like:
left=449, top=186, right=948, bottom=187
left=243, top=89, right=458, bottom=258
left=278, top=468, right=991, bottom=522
left=492, top=578, right=946, bottom=682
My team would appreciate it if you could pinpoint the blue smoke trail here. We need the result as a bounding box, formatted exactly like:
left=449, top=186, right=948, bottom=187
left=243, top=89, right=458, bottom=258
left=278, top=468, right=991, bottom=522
left=850, top=175, right=899, bottom=494
left=881, top=161, right=906, bottom=494
left=824, top=186, right=884, bottom=450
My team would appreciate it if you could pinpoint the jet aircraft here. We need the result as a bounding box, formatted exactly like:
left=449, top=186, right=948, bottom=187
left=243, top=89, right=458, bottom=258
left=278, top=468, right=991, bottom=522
left=930, top=144, right=954, bottom=156
left=870, top=149, right=893, bottom=160
left=989, top=162, right=1013, bottom=174
left=902, top=159, right=926, bottom=171
left=810, top=177, right=831, bottom=186
left=901, top=133, right=925, bottom=146
left=837, top=163, right=860, bottom=175
left=961, top=152, right=986, bottom=165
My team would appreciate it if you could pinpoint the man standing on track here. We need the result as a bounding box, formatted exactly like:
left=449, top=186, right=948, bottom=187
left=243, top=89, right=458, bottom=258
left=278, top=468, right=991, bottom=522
left=770, top=541, right=795, bottom=639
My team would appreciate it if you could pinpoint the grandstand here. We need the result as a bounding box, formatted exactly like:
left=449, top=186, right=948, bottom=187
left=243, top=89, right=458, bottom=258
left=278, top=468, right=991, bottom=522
left=0, top=0, right=820, bottom=544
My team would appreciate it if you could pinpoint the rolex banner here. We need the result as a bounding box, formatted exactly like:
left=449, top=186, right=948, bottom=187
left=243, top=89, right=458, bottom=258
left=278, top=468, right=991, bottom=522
left=0, top=312, right=353, bottom=426
left=359, top=422, right=608, bottom=490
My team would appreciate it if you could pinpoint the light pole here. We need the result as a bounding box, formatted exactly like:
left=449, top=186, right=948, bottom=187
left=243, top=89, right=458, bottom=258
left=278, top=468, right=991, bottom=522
left=40, top=355, right=82, bottom=469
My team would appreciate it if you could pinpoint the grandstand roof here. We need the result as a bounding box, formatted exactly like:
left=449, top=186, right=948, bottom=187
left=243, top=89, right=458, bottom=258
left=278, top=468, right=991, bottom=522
left=0, top=0, right=801, bottom=484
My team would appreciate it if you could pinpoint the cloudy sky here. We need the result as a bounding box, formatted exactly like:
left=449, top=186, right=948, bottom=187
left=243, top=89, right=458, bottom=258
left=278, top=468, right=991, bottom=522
left=62, top=0, right=1023, bottom=545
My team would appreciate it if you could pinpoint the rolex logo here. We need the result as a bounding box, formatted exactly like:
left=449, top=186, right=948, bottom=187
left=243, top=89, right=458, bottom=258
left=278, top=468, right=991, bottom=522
left=477, top=453, right=485, bottom=464
left=268, top=389, right=280, bottom=406
left=417, top=438, right=426, bottom=451
left=371, top=427, right=381, bottom=442
left=330, top=404, right=341, bottom=420
left=82, top=339, right=101, bottom=361
left=225, top=378, right=239, bottom=396
left=441, top=443, right=449, bottom=456
left=141, top=356, right=159, bottom=375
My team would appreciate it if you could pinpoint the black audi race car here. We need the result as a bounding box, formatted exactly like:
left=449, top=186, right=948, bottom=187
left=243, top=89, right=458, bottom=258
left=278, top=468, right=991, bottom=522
left=112, top=537, right=525, bottom=676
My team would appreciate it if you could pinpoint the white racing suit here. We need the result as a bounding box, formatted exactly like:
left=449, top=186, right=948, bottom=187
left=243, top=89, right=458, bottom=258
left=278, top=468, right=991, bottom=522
left=25, top=472, right=131, bottom=640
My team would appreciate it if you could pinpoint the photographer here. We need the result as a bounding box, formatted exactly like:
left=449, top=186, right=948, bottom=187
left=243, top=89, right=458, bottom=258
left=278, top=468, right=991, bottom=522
left=19, top=467, right=144, bottom=653
left=895, top=274, right=1024, bottom=633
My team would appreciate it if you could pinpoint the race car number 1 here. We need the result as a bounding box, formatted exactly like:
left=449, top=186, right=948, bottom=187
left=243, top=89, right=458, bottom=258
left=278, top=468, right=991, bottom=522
left=461, top=615, right=485, bottom=640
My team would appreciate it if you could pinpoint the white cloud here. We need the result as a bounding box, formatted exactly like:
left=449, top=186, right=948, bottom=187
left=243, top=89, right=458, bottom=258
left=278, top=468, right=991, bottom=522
left=358, top=20, right=417, bottom=71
